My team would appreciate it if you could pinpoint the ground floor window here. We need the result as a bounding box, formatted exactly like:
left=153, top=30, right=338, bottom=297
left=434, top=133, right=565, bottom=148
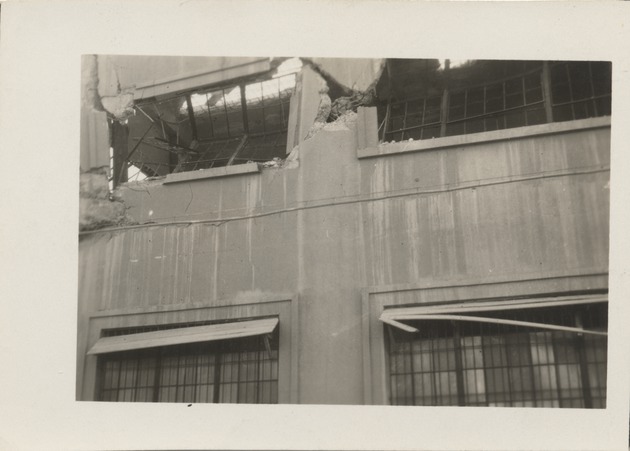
left=386, top=302, right=607, bottom=408
left=93, top=318, right=279, bottom=404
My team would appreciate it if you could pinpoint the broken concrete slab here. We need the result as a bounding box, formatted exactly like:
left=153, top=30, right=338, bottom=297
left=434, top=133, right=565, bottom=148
left=79, top=197, right=128, bottom=231
left=79, top=169, right=132, bottom=231
left=100, top=92, right=135, bottom=121
left=80, top=169, right=111, bottom=199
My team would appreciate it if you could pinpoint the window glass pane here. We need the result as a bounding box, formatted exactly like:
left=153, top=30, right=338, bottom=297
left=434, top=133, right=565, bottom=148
left=445, top=122, right=465, bottom=137
left=569, top=62, right=593, bottom=100
left=525, top=106, right=547, bottom=126
left=505, top=110, right=526, bottom=128
left=595, top=96, right=612, bottom=116
left=466, top=118, right=485, bottom=134
left=386, top=303, right=607, bottom=408
left=553, top=104, right=574, bottom=122
left=525, top=86, right=543, bottom=104
left=551, top=63, right=569, bottom=85
left=97, top=323, right=278, bottom=404
left=422, top=125, right=441, bottom=139
left=591, top=62, right=612, bottom=96
left=424, top=97, right=442, bottom=124
left=466, top=87, right=484, bottom=117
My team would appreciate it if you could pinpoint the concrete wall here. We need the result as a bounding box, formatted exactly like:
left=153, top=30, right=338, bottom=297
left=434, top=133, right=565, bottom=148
left=77, top=113, right=610, bottom=403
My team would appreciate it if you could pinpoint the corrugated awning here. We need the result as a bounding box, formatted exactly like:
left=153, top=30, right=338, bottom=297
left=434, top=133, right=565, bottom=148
left=87, top=317, right=278, bottom=355
left=379, top=295, right=607, bottom=336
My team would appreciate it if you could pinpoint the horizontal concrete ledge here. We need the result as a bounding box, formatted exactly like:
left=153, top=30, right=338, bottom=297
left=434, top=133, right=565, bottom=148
left=163, top=162, right=260, bottom=184
left=358, top=116, right=611, bottom=159
left=364, top=268, right=609, bottom=296
left=88, top=295, right=295, bottom=318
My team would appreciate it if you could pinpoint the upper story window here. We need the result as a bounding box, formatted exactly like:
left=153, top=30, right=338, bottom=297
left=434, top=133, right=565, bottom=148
left=113, top=58, right=301, bottom=185
left=377, top=60, right=611, bottom=143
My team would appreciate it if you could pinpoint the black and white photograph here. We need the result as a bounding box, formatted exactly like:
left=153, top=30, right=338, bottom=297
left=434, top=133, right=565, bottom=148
left=77, top=55, right=611, bottom=408
left=2, top=2, right=630, bottom=450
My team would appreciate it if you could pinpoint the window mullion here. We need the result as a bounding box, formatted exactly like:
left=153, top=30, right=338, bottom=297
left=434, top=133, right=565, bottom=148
left=256, top=336, right=262, bottom=404
left=185, top=94, right=199, bottom=141
left=132, top=354, right=141, bottom=402
left=236, top=344, right=242, bottom=403
left=452, top=321, right=466, bottom=406
left=420, top=98, right=427, bottom=139
left=574, top=311, right=593, bottom=408
left=240, top=84, right=249, bottom=134
left=408, top=332, right=416, bottom=405
left=213, top=349, right=222, bottom=403
left=550, top=333, right=565, bottom=406
left=152, top=348, right=162, bottom=403
left=565, top=64, right=576, bottom=120
left=588, top=62, right=598, bottom=116
left=428, top=334, right=438, bottom=406
left=222, top=88, right=231, bottom=137
left=541, top=61, right=554, bottom=123
left=481, top=85, right=488, bottom=132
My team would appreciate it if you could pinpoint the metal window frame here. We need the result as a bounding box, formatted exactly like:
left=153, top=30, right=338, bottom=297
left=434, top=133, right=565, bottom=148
left=380, top=294, right=608, bottom=336
left=383, top=296, right=608, bottom=407
left=96, top=325, right=280, bottom=403
left=117, top=72, right=296, bottom=181
left=79, top=295, right=299, bottom=403
left=379, top=60, right=611, bottom=143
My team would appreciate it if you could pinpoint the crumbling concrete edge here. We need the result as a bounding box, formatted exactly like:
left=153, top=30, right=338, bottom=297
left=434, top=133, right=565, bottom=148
left=80, top=55, right=137, bottom=232
left=79, top=167, right=135, bottom=232
left=301, top=58, right=385, bottom=141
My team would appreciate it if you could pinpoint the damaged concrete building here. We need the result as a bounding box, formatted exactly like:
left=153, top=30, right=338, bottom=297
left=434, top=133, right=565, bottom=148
left=78, top=56, right=611, bottom=407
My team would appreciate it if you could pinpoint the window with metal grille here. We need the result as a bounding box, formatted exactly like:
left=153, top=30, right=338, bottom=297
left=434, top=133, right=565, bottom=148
left=385, top=302, right=607, bottom=408
left=549, top=61, right=612, bottom=122
left=95, top=319, right=279, bottom=404
left=111, top=60, right=301, bottom=186
left=378, top=60, right=611, bottom=143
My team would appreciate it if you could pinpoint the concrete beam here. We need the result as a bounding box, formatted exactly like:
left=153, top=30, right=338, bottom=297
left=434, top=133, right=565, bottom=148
left=309, top=58, right=385, bottom=92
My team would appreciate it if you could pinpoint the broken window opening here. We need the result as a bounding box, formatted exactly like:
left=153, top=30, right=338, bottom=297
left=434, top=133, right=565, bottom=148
left=377, top=60, right=612, bottom=143
left=111, top=61, right=301, bottom=187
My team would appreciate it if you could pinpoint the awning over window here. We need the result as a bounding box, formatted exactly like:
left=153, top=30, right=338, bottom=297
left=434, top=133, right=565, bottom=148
left=379, top=294, right=608, bottom=336
left=87, top=318, right=279, bottom=355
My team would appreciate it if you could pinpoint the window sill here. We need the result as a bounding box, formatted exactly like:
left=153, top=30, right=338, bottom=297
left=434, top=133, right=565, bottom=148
left=163, top=162, right=261, bottom=185
left=357, top=116, right=611, bottom=159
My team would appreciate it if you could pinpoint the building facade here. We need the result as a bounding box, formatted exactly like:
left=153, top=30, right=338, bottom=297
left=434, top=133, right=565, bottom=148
left=77, top=57, right=611, bottom=407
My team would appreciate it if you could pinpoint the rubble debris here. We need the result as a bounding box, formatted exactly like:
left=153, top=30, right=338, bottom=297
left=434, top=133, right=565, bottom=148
left=282, top=147, right=299, bottom=169
left=83, top=54, right=136, bottom=121
left=301, top=58, right=385, bottom=136
left=79, top=168, right=133, bottom=232
left=261, top=157, right=283, bottom=168
left=322, top=111, right=357, bottom=131
left=100, top=92, right=135, bottom=122
left=329, top=89, right=376, bottom=121
left=304, top=77, right=333, bottom=140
